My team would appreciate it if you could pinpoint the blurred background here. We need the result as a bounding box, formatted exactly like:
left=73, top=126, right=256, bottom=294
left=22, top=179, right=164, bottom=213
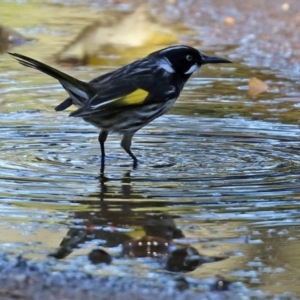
left=1, top=0, right=300, bottom=298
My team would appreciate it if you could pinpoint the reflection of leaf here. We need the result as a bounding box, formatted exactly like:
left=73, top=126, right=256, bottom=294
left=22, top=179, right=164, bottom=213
left=248, top=77, right=269, bottom=96
left=54, top=5, right=190, bottom=66
left=0, top=25, right=34, bottom=54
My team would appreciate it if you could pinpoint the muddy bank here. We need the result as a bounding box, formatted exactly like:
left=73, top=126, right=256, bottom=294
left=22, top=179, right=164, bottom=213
left=0, top=255, right=269, bottom=300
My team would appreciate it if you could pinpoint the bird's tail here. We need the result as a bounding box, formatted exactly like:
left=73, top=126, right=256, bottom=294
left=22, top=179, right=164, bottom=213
left=8, top=52, right=95, bottom=110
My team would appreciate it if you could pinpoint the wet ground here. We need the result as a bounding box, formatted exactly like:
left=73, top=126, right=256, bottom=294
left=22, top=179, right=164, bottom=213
left=1, top=0, right=300, bottom=299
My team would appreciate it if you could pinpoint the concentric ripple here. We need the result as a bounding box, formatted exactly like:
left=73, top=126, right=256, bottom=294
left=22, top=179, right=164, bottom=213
left=1, top=111, right=300, bottom=211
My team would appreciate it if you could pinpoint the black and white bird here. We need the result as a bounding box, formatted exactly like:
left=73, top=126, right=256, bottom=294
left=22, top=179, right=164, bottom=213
left=9, top=45, right=231, bottom=169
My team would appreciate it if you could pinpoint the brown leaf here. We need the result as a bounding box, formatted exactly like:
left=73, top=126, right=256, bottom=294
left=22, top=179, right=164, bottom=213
left=224, top=17, right=235, bottom=25
left=248, top=77, right=269, bottom=96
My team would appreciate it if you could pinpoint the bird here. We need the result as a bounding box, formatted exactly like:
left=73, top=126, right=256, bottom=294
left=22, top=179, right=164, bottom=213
left=9, top=45, right=231, bottom=170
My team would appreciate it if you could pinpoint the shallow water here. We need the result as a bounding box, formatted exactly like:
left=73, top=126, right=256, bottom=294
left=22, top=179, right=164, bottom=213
left=1, top=0, right=300, bottom=298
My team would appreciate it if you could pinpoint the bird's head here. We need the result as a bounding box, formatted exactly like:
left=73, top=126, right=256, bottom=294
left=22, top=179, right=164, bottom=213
left=151, top=45, right=231, bottom=76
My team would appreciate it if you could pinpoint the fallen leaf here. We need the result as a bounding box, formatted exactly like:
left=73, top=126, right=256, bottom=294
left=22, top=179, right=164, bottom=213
left=224, top=16, right=235, bottom=25
left=248, top=77, right=269, bottom=96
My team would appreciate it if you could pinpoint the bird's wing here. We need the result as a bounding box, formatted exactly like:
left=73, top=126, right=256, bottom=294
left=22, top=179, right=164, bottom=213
left=69, top=77, right=150, bottom=117
left=69, top=60, right=164, bottom=117
left=54, top=69, right=125, bottom=111
left=57, top=59, right=153, bottom=113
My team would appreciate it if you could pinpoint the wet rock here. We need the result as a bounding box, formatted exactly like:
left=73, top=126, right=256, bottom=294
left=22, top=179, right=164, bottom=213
left=88, top=249, right=112, bottom=265
left=166, top=247, right=227, bottom=272
left=165, top=246, right=201, bottom=272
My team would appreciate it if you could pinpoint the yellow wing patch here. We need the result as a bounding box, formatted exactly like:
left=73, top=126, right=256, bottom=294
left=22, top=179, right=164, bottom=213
left=91, top=89, right=148, bottom=110
left=118, top=89, right=148, bottom=106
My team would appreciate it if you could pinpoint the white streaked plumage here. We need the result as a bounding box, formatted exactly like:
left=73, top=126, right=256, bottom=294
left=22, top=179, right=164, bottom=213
left=91, top=97, right=118, bottom=109
left=67, top=86, right=89, bottom=99
left=157, top=58, right=175, bottom=73
left=184, top=64, right=198, bottom=74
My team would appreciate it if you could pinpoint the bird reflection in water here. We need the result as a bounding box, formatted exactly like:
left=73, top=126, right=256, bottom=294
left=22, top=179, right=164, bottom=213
left=50, top=171, right=226, bottom=272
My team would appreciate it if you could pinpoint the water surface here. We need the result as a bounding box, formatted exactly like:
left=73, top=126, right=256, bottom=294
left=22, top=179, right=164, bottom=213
left=1, top=0, right=300, bottom=297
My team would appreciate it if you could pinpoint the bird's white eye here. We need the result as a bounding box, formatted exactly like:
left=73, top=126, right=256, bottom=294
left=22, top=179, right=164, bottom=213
left=186, top=55, right=193, bottom=61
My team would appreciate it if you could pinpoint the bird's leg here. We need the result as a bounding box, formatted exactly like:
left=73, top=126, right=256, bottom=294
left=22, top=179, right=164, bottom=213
left=121, top=133, right=138, bottom=167
left=98, top=130, right=108, bottom=172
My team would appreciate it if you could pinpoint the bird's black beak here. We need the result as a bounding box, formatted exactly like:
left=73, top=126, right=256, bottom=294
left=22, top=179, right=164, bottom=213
left=201, top=54, right=232, bottom=65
